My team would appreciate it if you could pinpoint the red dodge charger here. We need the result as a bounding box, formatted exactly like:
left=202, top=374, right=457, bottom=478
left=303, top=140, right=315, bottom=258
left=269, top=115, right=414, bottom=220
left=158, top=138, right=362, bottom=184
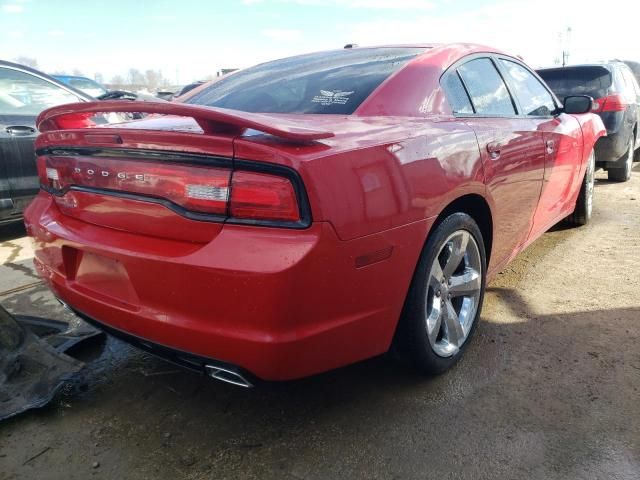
left=25, top=44, right=605, bottom=386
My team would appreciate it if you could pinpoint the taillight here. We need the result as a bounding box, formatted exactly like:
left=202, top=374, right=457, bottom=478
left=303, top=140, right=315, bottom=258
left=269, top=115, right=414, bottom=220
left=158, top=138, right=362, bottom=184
left=592, top=94, right=627, bottom=112
left=230, top=171, right=300, bottom=222
left=37, top=155, right=304, bottom=225
left=39, top=156, right=230, bottom=215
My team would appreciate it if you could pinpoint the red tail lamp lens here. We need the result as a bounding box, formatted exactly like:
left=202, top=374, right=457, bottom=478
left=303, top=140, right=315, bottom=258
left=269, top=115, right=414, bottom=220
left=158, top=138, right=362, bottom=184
left=38, top=155, right=303, bottom=224
left=230, top=171, right=300, bottom=222
left=592, top=95, right=626, bottom=113
left=40, top=156, right=230, bottom=215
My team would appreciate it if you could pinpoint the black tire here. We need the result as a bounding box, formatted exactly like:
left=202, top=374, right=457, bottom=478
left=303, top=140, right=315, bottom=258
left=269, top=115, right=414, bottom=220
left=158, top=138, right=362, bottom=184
left=566, top=149, right=595, bottom=227
left=396, top=213, right=487, bottom=375
left=608, top=135, right=634, bottom=182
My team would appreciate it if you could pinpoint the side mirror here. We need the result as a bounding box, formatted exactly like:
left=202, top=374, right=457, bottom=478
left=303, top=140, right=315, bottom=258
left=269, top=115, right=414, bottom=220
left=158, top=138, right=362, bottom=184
left=563, top=95, right=593, bottom=114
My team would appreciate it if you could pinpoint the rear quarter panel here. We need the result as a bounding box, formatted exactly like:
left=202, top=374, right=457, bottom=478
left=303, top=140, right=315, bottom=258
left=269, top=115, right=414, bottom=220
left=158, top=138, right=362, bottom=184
left=233, top=117, right=485, bottom=241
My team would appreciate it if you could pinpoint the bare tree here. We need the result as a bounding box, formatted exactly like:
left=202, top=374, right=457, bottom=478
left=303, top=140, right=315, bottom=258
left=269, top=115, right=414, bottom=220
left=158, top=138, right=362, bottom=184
left=144, top=69, right=163, bottom=91
left=72, top=68, right=84, bottom=77
left=13, top=56, right=38, bottom=68
left=109, top=74, right=125, bottom=89
left=127, top=68, right=145, bottom=86
left=102, top=69, right=173, bottom=92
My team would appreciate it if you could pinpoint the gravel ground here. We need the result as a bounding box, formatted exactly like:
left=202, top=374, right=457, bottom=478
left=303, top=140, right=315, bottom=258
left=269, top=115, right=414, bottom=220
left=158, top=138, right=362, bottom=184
left=0, top=165, right=639, bottom=480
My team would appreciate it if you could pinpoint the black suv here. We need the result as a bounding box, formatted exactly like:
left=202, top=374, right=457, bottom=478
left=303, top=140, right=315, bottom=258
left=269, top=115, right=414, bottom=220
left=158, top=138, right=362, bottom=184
left=538, top=62, right=640, bottom=182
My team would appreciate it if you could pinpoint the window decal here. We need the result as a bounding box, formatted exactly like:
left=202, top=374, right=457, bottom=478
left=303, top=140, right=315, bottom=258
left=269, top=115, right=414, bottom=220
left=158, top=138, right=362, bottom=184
left=311, top=90, right=354, bottom=106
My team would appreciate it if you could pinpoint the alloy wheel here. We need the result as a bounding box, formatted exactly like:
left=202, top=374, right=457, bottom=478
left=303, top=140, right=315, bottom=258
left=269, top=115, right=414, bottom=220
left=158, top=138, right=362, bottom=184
left=425, top=230, right=482, bottom=357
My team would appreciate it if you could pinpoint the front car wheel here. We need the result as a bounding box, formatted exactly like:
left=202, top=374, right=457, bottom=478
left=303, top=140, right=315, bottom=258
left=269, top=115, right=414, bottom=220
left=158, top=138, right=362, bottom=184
left=566, top=149, right=595, bottom=227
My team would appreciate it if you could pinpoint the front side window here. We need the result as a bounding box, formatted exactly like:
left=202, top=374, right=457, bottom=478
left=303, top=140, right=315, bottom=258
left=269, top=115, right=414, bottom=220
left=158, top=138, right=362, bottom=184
left=457, top=58, right=516, bottom=115
left=620, top=67, right=640, bottom=99
left=0, top=67, right=82, bottom=116
left=185, top=48, right=423, bottom=115
left=500, top=59, right=556, bottom=116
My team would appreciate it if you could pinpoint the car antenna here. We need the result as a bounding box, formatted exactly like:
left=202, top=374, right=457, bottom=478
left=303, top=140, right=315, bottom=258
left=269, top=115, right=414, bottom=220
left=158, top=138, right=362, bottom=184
left=344, top=43, right=358, bottom=49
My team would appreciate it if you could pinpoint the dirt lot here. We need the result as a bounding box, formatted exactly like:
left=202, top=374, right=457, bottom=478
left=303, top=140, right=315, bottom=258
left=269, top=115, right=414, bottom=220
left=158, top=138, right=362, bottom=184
left=0, top=166, right=639, bottom=480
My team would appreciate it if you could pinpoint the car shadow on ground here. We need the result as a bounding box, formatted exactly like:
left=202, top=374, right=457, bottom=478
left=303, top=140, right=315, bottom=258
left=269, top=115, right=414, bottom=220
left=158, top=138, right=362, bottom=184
left=2, top=173, right=639, bottom=477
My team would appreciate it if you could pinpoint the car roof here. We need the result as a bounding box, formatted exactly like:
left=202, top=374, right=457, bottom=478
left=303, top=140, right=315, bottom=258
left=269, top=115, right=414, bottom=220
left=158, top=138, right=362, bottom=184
left=537, top=63, right=623, bottom=72
left=53, top=74, right=96, bottom=81
left=0, top=60, right=94, bottom=100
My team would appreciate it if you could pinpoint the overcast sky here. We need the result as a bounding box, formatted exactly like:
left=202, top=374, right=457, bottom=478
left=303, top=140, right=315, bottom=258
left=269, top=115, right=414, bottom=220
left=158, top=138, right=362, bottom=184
left=1, top=0, right=638, bottom=85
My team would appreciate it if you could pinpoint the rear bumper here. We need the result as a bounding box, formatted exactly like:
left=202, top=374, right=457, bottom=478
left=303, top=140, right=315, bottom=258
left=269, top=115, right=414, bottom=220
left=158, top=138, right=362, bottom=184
left=594, top=127, right=632, bottom=167
left=25, top=192, right=429, bottom=381
left=68, top=305, right=258, bottom=387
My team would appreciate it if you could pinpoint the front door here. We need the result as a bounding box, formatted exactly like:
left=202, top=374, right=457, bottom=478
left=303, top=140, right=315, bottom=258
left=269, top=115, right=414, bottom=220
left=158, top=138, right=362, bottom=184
left=495, top=57, right=582, bottom=236
left=452, top=57, right=546, bottom=271
left=0, top=114, right=38, bottom=217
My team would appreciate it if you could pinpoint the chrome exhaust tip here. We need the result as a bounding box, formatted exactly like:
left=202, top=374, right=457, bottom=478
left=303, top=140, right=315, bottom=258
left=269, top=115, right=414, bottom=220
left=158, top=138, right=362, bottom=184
left=205, top=365, right=253, bottom=388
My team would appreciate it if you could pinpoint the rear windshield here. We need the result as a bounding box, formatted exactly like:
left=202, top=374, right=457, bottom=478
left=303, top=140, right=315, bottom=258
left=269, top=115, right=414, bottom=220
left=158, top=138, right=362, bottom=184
left=537, top=66, right=612, bottom=100
left=185, top=48, right=423, bottom=115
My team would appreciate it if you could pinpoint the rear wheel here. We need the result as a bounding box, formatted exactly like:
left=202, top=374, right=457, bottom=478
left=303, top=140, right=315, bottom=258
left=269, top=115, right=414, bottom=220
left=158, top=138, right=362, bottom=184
left=566, top=149, right=595, bottom=227
left=397, top=213, right=486, bottom=374
left=608, top=135, right=634, bottom=182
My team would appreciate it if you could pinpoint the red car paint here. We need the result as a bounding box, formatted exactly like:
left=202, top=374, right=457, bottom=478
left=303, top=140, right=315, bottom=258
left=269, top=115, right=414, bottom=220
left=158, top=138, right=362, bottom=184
left=24, top=44, right=605, bottom=381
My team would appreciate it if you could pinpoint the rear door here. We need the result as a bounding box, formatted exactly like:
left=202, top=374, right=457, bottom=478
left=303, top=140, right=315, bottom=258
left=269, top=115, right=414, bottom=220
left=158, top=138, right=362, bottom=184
left=445, top=56, right=546, bottom=270
left=0, top=65, right=85, bottom=218
left=497, top=58, right=583, bottom=234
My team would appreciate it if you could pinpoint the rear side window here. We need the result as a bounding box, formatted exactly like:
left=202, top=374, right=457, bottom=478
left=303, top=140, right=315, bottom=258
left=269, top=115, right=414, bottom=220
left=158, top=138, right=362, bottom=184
left=620, top=66, right=640, bottom=97
left=537, top=66, right=612, bottom=101
left=442, top=72, right=473, bottom=114
left=185, top=48, right=423, bottom=115
left=499, top=60, right=556, bottom=116
left=457, top=58, right=516, bottom=115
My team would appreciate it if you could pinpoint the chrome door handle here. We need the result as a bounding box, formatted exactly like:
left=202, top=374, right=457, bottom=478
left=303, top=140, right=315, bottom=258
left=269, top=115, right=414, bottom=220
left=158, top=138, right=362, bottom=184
left=486, top=142, right=501, bottom=159
left=6, top=125, right=37, bottom=136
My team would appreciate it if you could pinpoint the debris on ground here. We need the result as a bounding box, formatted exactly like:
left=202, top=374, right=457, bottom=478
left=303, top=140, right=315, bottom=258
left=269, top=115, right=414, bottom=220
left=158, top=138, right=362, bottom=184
left=0, top=305, right=102, bottom=421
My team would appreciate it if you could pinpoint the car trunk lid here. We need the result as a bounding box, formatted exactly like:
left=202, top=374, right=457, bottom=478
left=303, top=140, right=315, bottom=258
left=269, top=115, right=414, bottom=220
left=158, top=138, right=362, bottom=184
left=35, top=101, right=327, bottom=241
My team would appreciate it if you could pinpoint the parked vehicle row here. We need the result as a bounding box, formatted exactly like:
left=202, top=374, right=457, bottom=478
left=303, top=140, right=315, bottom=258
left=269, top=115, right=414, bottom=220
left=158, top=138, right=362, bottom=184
left=23, top=44, right=606, bottom=386
left=53, top=74, right=109, bottom=98
left=538, top=61, right=640, bottom=181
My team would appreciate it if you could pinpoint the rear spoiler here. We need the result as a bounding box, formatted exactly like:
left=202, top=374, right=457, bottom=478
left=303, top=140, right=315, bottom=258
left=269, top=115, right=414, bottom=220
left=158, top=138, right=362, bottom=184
left=36, top=101, right=335, bottom=142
